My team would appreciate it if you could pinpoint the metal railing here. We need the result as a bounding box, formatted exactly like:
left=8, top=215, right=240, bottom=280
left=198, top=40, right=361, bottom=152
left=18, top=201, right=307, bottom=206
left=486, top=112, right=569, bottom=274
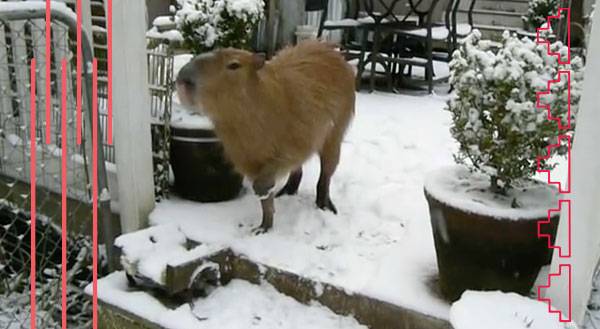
left=0, top=2, right=112, bottom=328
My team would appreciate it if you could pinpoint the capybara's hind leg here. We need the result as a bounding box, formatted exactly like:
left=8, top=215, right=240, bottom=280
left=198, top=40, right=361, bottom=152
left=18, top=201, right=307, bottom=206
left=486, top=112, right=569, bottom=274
left=253, top=176, right=276, bottom=234
left=316, top=137, right=341, bottom=214
left=276, top=167, right=303, bottom=197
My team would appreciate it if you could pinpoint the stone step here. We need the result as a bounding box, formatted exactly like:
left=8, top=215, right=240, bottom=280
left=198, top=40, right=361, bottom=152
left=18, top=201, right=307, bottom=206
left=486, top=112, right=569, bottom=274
left=459, top=0, right=529, bottom=13
left=458, top=8, right=525, bottom=29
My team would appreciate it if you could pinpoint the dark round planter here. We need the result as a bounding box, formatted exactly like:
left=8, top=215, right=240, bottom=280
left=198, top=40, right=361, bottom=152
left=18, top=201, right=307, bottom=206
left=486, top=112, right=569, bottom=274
left=424, top=173, right=560, bottom=301
left=170, top=126, right=243, bottom=202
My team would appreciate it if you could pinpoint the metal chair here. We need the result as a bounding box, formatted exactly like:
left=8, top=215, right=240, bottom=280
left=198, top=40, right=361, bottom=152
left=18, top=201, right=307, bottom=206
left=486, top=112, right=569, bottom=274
left=361, top=0, right=442, bottom=93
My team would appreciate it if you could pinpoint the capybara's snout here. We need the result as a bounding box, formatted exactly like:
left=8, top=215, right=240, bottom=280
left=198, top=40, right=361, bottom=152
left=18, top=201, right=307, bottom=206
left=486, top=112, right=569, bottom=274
left=176, top=61, right=198, bottom=108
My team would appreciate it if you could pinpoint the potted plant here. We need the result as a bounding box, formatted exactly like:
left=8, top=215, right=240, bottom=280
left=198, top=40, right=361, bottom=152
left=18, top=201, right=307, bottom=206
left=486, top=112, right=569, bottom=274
left=169, top=0, right=264, bottom=202
left=425, top=30, right=584, bottom=301
left=521, top=0, right=559, bottom=33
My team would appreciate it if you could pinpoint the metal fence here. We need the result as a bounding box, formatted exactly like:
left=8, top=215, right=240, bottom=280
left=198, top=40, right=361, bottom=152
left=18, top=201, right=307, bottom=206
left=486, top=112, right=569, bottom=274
left=0, top=4, right=110, bottom=329
left=148, top=44, right=174, bottom=200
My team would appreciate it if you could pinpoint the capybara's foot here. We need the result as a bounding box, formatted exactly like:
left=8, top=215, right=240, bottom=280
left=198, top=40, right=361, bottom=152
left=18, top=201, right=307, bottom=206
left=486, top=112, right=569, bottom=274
left=252, top=225, right=271, bottom=235
left=317, top=197, right=338, bottom=214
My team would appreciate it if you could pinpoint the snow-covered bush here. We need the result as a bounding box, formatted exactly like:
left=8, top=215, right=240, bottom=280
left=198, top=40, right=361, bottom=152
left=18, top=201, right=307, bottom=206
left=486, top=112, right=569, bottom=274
left=448, top=30, right=584, bottom=192
left=175, top=0, right=264, bottom=54
left=523, top=0, right=558, bottom=30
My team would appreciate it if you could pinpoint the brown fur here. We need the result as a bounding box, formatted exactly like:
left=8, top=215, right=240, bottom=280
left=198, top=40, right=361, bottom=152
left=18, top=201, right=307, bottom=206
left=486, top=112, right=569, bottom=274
left=177, top=40, right=355, bottom=232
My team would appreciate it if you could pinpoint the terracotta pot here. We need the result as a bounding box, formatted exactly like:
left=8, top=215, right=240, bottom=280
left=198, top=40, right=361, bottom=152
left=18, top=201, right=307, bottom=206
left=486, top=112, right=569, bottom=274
left=170, top=126, right=243, bottom=202
left=424, top=174, right=560, bottom=301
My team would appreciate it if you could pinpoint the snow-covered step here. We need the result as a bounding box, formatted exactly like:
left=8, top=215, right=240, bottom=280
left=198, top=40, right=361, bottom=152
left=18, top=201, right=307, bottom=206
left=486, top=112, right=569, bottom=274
left=458, top=9, right=525, bottom=28
left=460, top=0, right=529, bottom=13
left=94, top=273, right=367, bottom=329
left=101, top=224, right=453, bottom=329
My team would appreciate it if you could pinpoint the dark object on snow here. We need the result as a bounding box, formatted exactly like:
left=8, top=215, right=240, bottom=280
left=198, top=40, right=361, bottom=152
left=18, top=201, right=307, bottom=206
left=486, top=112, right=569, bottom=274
left=424, top=190, right=560, bottom=301
left=170, top=126, right=243, bottom=202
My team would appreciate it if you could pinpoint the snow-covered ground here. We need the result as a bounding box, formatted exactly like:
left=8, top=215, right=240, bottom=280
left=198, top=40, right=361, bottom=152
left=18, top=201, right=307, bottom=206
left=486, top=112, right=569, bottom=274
left=152, top=91, right=456, bottom=319
left=93, top=273, right=366, bottom=329
left=450, top=291, right=577, bottom=329
left=101, top=88, right=575, bottom=328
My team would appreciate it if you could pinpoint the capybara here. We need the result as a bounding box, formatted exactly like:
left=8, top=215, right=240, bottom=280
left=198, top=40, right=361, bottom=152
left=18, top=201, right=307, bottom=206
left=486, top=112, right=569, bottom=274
left=176, top=40, right=355, bottom=233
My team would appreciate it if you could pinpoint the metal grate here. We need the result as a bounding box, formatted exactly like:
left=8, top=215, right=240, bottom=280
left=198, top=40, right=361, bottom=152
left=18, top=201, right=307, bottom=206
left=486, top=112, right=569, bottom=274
left=0, top=4, right=110, bottom=328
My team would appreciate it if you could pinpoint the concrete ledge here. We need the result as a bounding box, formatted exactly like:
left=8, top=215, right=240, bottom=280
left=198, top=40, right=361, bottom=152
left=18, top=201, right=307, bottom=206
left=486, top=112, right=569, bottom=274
left=98, top=248, right=452, bottom=329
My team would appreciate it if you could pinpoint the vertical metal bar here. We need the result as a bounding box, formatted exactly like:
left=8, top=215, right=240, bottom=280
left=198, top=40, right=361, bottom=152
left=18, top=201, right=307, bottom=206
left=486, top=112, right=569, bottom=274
left=9, top=21, right=30, bottom=181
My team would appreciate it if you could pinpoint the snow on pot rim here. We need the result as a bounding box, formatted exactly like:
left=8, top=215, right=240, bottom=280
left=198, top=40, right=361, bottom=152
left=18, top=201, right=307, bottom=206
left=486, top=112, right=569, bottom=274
left=171, top=102, right=215, bottom=131
left=424, top=165, right=559, bottom=221
left=450, top=290, right=577, bottom=329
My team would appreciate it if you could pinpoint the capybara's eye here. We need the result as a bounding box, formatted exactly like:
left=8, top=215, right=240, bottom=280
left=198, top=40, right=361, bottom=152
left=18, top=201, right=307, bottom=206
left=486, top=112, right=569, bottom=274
left=227, top=61, right=241, bottom=70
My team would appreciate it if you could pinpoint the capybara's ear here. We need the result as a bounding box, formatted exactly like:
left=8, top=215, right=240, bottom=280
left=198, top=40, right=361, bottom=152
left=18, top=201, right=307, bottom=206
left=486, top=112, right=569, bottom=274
left=253, top=53, right=266, bottom=69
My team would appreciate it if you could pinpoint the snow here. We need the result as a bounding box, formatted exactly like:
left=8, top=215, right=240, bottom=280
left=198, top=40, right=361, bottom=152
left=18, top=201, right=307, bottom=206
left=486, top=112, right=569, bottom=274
left=101, top=52, right=574, bottom=324
left=404, top=24, right=473, bottom=40
left=116, top=223, right=226, bottom=285
left=90, top=272, right=366, bottom=329
left=115, top=224, right=184, bottom=284
left=145, top=90, right=570, bottom=322
left=171, top=103, right=215, bottom=130
left=323, top=19, right=361, bottom=27
left=151, top=91, right=457, bottom=319
left=450, top=291, right=578, bottom=329
left=153, top=16, right=176, bottom=28
left=189, top=280, right=367, bottom=328
left=424, top=165, right=560, bottom=220
left=0, top=1, right=76, bottom=22
left=147, top=26, right=184, bottom=42
left=5, top=134, right=23, bottom=147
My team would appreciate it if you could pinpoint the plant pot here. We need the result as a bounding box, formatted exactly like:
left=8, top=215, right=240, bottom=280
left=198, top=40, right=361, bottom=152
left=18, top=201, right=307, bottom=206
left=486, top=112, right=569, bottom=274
left=424, top=166, right=560, bottom=301
left=169, top=124, right=243, bottom=202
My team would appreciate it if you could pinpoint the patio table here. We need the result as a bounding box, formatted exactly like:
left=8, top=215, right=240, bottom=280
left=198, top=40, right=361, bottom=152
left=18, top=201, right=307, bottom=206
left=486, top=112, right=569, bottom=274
left=357, top=0, right=442, bottom=93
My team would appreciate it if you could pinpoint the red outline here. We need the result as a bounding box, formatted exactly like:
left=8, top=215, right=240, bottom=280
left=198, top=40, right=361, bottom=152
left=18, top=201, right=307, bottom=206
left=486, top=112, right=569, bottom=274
left=107, top=0, right=113, bottom=145
left=536, top=135, right=571, bottom=193
left=45, top=0, right=52, bottom=144
left=29, top=59, right=37, bottom=329
left=535, top=7, right=573, bottom=324
left=536, top=71, right=572, bottom=130
left=536, top=8, right=571, bottom=65
left=538, top=200, right=571, bottom=258
left=92, top=58, right=99, bottom=329
left=76, top=0, right=82, bottom=145
left=538, top=264, right=573, bottom=322
left=60, top=59, right=68, bottom=329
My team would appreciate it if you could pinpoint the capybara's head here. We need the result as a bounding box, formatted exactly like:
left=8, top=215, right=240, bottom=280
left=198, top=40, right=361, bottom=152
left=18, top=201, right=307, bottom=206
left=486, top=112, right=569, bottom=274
left=176, top=48, right=266, bottom=110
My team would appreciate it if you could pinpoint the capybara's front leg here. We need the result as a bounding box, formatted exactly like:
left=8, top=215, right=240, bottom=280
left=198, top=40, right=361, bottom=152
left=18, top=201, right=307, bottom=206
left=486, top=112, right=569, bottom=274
left=252, top=175, right=276, bottom=234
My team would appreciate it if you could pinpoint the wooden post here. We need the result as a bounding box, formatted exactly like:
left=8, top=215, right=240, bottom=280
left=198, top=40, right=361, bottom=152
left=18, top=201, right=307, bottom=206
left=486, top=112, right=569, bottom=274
left=112, top=0, right=155, bottom=232
left=547, top=7, right=600, bottom=324
left=277, top=0, right=305, bottom=48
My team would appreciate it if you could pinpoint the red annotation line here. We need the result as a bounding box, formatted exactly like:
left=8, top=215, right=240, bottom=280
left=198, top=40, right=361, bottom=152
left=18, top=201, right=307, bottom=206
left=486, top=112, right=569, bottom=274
left=107, top=0, right=113, bottom=144
left=538, top=264, right=573, bottom=322
left=45, top=0, right=51, bottom=144
left=76, top=0, right=82, bottom=145
left=30, top=59, right=37, bottom=329
left=60, top=59, right=68, bottom=329
left=92, top=58, right=99, bottom=329
left=535, top=7, right=573, bottom=323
